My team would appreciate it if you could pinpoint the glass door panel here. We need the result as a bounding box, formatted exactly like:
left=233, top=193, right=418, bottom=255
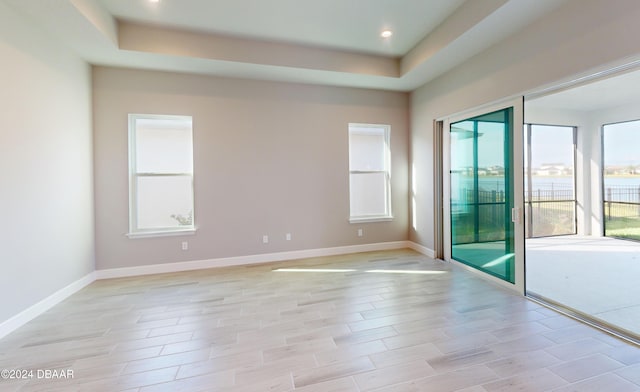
left=450, top=108, right=515, bottom=283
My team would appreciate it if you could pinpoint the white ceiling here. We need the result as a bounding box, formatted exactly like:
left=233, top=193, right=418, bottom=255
left=5, top=0, right=569, bottom=91
left=527, top=68, right=640, bottom=112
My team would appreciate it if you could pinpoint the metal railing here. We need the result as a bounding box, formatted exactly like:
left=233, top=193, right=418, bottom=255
left=603, top=185, right=640, bottom=241
left=605, top=185, right=640, bottom=203
left=451, top=189, right=508, bottom=245
left=525, top=183, right=576, bottom=238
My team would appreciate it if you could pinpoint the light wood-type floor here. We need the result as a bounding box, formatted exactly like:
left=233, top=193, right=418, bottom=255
left=1, top=249, right=640, bottom=391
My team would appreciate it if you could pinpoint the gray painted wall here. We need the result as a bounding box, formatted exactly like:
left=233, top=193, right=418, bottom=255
left=0, top=3, right=94, bottom=325
left=93, top=67, right=409, bottom=269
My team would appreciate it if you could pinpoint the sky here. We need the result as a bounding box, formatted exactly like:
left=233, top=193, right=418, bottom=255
left=452, top=121, right=639, bottom=169
left=529, top=125, right=574, bottom=168
left=603, top=121, right=640, bottom=167
left=531, top=122, right=640, bottom=167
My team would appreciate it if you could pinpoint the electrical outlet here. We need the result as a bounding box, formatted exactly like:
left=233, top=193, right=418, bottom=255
left=357, top=228, right=363, bottom=237
left=263, top=235, right=269, bottom=244
left=286, top=233, right=291, bottom=241
left=181, top=241, right=188, bottom=250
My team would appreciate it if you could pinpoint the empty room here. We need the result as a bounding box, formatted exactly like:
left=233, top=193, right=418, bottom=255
left=1, top=0, right=640, bottom=391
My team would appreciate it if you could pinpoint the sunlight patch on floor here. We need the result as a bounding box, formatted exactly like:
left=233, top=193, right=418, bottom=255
left=273, top=268, right=447, bottom=275
left=273, top=268, right=357, bottom=273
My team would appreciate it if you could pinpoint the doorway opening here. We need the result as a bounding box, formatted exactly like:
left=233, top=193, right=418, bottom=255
left=524, top=69, right=640, bottom=343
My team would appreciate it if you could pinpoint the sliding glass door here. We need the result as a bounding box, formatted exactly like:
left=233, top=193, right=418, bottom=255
left=448, top=107, right=521, bottom=284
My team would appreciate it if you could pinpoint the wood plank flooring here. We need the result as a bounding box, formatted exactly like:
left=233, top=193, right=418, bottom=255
left=1, top=249, right=639, bottom=391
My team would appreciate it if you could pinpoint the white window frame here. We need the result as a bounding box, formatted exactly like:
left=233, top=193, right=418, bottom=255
left=127, top=114, right=196, bottom=238
left=348, top=123, right=393, bottom=223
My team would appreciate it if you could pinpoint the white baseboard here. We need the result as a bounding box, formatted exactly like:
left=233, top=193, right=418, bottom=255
left=407, top=241, right=436, bottom=258
left=0, top=272, right=96, bottom=340
left=95, top=241, right=413, bottom=280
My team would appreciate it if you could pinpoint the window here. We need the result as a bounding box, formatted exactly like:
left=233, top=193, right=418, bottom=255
left=524, top=124, right=577, bottom=238
left=128, top=114, right=195, bottom=237
left=602, top=120, right=640, bottom=241
left=348, top=123, right=392, bottom=222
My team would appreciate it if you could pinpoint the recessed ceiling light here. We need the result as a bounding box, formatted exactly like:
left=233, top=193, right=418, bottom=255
left=381, top=30, right=393, bottom=38
left=149, top=0, right=159, bottom=3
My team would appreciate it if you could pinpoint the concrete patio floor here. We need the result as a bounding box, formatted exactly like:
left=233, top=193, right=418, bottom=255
left=526, top=235, right=640, bottom=339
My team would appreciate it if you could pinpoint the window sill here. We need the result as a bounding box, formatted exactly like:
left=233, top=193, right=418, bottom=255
left=349, top=216, right=394, bottom=224
left=126, top=228, right=197, bottom=239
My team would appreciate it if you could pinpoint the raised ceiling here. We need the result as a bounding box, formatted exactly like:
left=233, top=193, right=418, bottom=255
left=99, top=0, right=467, bottom=57
left=6, top=0, right=568, bottom=91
